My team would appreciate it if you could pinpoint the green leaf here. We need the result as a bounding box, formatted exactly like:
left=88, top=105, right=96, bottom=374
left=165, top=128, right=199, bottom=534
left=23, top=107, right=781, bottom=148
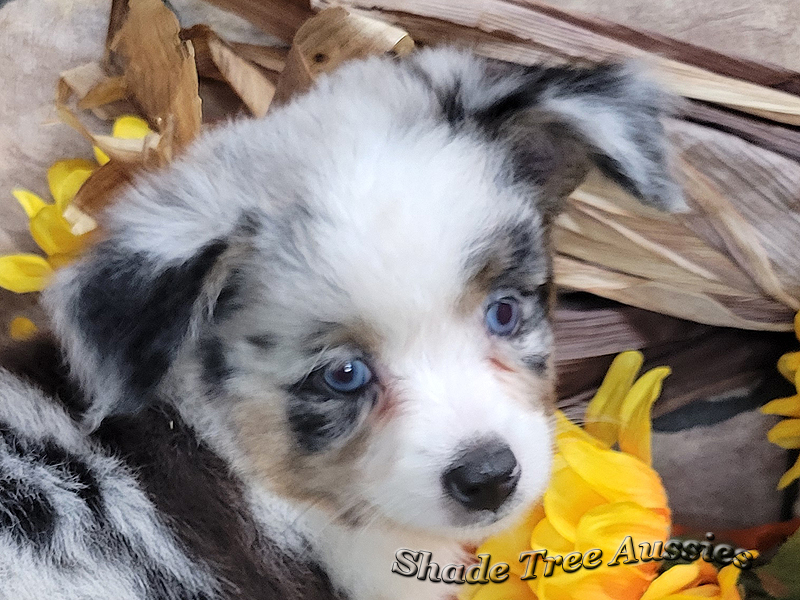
left=755, top=527, right=800, bottom=599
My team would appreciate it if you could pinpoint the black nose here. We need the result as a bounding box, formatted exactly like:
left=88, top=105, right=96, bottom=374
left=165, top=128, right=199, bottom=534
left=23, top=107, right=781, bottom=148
left=442, top=442, right=520, bottom=512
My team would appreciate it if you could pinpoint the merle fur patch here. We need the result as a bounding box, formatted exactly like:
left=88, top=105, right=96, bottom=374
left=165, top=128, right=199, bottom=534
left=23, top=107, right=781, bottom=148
left=287, top=373, right=378, bottom=454
left=73, top=240, right=227, bottom=415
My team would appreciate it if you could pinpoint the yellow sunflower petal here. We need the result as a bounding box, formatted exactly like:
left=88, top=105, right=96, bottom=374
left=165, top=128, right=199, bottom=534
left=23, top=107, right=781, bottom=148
left=530, top=517, right=573, bottom=557
left=760, top=395, right=800, bottom=418
left=777, top=351, right=800, bottom=384
left=573, top=501, right=669, bottom=558
left=661, top=586, right=721, bottom=598
left=535, top=562, right=652, bottom=600
left=47, top=159, right=96, bottom=209
left=555, top=410, right=605, bottom=448
left=584, top=351, right=644, bottom=446
left=12, top=188, right=48, bottom=218
left=46, top=252, right=82, bottom=270
left=618, top=367, right=671, bottom=466
left=717, top=564, right=742, bottom=600
left=94, top=146, right=110, bottom=166
left=113, top=115, right=151, bottom=139
left=478, top=504, right=545, bottom=576
left=29, top=205, right=84, bottom=257
left=543, top=463, right=607, bottom=543
left=468, top=573, right=536, bottom=600
left=0, top=254, right=54, bottom=293
left=794, top=312, right=800, bottom=342
left=559, top=435, right=669, bottom=509
left=766, top=419, right=800, bottom=449
left=9, top=316, right=38, bottom=341
left=641, top=563, right=702, bottom=600
left=777, top=455, right=800, bottom=490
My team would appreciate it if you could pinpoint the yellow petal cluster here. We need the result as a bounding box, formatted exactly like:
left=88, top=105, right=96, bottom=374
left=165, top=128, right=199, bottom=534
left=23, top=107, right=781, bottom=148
left=0, top=116, right=150, bottom=295
left=464, top=351, right=742, bottom=600
left=761, top=312, right=800, bottom=489
left=640, top=559, right=742, bottom=600
left=8, top=316, right=38, bottom=341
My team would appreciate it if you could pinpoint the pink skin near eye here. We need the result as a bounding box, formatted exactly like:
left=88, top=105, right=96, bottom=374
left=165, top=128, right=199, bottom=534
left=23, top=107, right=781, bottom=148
left=489, top=357, right=514, bottom=373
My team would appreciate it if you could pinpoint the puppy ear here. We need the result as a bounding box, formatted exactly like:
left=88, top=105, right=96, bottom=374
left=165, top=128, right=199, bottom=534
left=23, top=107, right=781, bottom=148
left=43, top=234, right=233, bottom=429
left=413, top=50, right=684, bottom=216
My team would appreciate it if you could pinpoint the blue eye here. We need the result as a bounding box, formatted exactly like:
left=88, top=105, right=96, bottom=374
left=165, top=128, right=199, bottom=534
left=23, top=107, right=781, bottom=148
left=323, top=359, right=372, bottom=393
left=485, top=297, right=520, bottom=336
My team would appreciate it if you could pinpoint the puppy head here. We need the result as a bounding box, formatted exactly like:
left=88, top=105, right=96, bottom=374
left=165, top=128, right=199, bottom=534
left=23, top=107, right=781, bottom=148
left=45, top=49, right=680, bottom=538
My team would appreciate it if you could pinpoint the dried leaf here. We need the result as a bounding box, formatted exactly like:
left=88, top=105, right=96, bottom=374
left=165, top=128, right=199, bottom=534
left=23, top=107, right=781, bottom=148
left=60, top=63, right=110, bottom=101
left=184, top=25, right=276, bottom=117
left=78, top=76, right=127, bottom=110
left=273, top=7, right=414, bottom=105
left=59, top=62, right=132, bottom=120
left=110, top=0, right=202, bottom=149
left=56, top=98, right=164, bottom=166
left=201, top=0, right=314, bottom=43
left=311, top=0, right=800, bottom=125
left=554, top=255, right=793, bottom=331
left=183, top=25, right=226, bottom=82
left=679, top=158, right=800, bottom=310
left=105, top=0, right=130, bottom=69
left=656, top=59, right=800, bottom=127
left=552, top=165, right=798, bottom=331
left=228, top=43, right=287, bottom=74
left=72, top=160, right=136, bottom=216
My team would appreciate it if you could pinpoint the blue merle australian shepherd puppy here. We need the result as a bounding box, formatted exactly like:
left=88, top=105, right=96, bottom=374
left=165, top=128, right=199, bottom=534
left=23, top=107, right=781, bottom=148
left=0, top=48, right=681, bottom=600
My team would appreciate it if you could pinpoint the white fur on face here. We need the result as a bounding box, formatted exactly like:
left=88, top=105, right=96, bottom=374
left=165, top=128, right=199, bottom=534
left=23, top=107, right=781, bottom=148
left=274, top=124, right=555, bottom=534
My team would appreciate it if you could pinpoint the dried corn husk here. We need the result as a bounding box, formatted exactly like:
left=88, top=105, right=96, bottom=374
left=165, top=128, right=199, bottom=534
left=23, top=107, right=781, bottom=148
left=308, top=0, right=800, bottom=126
left=109, top=0, right=202, bottom=150
left=273, top=7, right=414, bottom=105
left=184, top=24, right=276, bottom=117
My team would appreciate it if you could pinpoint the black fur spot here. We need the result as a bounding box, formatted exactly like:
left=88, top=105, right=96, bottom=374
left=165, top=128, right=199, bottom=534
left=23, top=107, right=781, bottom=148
left=0, top=476, right=56, bottom=548
left=97, top=403, right=346, bottom=600
left=0, top=422, right=105, bottom=521
left=144, top=569, right=213, bottom=600
left=466, top=220, right=549, bottom=298
left=76, top=240, right=227, bottom=415
left=407, top=61, right=466, bottom=126
left=440, top=80, right=466, bottom=125
left=287, top=376, right=377, bottom=453
left=198, top=336, right=234, bottom=389
left=521, top=354, right=549, bottom=374
left=213, top=269, right=246, bottom=324
left=40, top=441, right=104, bottom=519
left=0, top=336, right=86, bottom=418
left=246, top=334, right=276, bottom=352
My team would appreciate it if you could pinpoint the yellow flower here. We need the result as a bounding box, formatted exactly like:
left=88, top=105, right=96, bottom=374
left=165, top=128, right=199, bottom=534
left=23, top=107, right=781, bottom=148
left=463, top=351, right=743, bottom=600
left=761, top=312, right=800, bottom=489
left=8, top=316, right=38, bottom=341
left=94, top=115, right=152, bottom=165
left=0, top=162, right=92, bottom=293
left=0, top=115, right=151, bottom=294
left=640, top=560, right=743, bottom=600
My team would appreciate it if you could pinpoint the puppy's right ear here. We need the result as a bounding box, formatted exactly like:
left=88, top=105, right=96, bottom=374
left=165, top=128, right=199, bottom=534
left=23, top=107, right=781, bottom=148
left=43, top=171, right=255, bottom=430
left=44, top=235, right=232, bottom=429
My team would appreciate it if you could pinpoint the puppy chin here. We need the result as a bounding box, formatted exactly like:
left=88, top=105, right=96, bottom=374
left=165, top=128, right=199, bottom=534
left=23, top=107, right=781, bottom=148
left=382, top=483, right=548, bottom=544
left=445, top=495, right=545, bottom=543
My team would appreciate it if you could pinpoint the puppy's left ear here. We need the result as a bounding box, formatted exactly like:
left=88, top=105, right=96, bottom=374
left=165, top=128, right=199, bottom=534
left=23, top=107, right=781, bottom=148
left=414, top=51, right=684, bottom=216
